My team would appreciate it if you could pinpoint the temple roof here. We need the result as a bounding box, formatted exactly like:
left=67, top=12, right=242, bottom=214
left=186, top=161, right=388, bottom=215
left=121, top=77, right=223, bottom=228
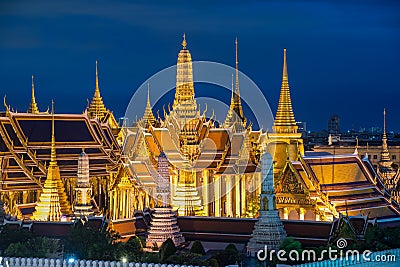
left=0, top=111, right=122, bottom=191
left=125, top=122, right=261, bottom=185
left=287, top=153, right=400, bottom=219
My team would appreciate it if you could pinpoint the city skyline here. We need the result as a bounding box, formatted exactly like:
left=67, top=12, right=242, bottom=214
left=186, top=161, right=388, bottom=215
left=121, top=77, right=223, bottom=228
left=0, top=0, right=399, bottom=131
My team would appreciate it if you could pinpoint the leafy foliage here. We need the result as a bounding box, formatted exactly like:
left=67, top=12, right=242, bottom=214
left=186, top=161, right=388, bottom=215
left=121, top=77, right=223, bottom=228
left=159, top=238, right=177, bottom=262
left=213, top=243, right=241, bottom=267
left=64, top=220, right=117, bottom=260
left=0, top=225, right=33, bottom=254
left=190, top=240, right=206, bottom=255
left=4, top=237, right=63, bottom=258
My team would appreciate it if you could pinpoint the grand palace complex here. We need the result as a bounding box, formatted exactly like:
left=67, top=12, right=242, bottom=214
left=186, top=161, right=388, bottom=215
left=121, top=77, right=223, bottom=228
left=1, top=35, right=400, bottom=226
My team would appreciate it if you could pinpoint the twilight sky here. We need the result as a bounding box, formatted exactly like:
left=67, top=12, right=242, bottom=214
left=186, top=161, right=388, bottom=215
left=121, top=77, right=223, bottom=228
left=0, top=0, right=399, bottom=131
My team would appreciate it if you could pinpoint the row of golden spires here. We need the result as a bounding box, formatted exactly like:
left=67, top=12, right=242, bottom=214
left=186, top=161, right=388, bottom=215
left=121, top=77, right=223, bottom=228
left=24, top=35, right=297, bottom=135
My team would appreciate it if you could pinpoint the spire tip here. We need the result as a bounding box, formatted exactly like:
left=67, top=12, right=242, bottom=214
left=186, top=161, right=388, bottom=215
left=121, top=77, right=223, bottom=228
left=182, top=33, right=187, bottom=48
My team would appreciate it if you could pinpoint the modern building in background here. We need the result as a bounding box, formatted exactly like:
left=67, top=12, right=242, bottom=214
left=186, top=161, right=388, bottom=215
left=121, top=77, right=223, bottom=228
left=328, top=114, right=340, bottom=134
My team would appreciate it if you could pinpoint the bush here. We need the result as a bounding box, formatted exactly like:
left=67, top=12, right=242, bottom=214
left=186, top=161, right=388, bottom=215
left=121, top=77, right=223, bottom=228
left=159, top=238, right=177, bottom=262
left=0, top=225, right=33, bottom=252
left=225, top=243, right=238, bottom=253
left=64, top=220, right=114, bottom=260
left=213, top=244, right=241, bottom=267
left=190, top=240, right=206, bottom=255
left=4, top=237, right=62, bottom=258
left=124, top=236, right=143, bottom=261
left=141, top=252, right=160, bottom=263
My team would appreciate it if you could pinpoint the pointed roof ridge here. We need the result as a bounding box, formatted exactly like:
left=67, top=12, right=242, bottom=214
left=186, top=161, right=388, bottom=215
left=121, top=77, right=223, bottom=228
left=140, top=83, right=157, bottom=128
left=273, top=48, right=298, bottom=133
left=223, top=38, right=246, bottom=131
left=28, top=75, right=39, bottom=114
left=88, top=60, right=107, bottom=119
left=233, top=37, right=243, bottom=113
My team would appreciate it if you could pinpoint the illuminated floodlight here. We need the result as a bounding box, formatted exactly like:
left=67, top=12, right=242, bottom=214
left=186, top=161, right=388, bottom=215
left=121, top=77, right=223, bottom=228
left=121, top=257, right=127, bottom=263
left=68, top=258, right=75, bottom=264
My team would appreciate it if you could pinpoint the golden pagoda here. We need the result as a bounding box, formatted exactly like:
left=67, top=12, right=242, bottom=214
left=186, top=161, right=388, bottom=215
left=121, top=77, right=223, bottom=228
left=223, top=38, right=246, bottom=132
left=125, top=35, right=261, bottom=218
left=32, top=102, right=72, bottom=221
left=169, top=33, right=199, bottom=125
left=266, top=48, right=304, bottom=174
left=27, top=75, right=39, bottom=114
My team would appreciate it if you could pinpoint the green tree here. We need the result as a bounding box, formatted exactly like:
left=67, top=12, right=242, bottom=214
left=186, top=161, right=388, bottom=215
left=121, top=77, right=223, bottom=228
left=190, top=240, right=206, bottom=255
left=4, top=237, right=62, bottom=258
left=124, top=236, right=143, bottom=261
left=141, top=252, right=160, bottom=263
left=279, top=237, right=303, bottom=265
left=159, top=238, right=177, bottom=262
left=213, top=244, right=241, bottom=267
left=0, top=226, right=33, bottom=254
left=64, top=220, right=115, bottom=260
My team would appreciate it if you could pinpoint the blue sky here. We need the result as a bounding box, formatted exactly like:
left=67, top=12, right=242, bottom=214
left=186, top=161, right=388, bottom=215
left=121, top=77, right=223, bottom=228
left=0, top=0, right=399, bottom=131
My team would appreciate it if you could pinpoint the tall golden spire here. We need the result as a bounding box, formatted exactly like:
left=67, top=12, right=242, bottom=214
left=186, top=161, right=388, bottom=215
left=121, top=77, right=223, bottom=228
left=27, top=75, right=39, bottom=114
left=171, top=34, right=198, bottom=125
left=88, top=60, right=107, bottom=120
left=140, top=83, right=157, bottom=128
left=32, top=101, right=72, bottom=221
left=223, top=38, right=246, bottom=130
left=273, top=48, right=298, bottom=133
left=378, top=108, right=397, bottom=183
left=233, top=37, right=244, bottom=120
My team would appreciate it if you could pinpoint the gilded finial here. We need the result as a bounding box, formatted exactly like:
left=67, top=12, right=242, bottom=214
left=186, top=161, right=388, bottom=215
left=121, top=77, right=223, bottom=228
left=231, top=73, right=234, bottom=104
left=3, top=95, right=8, bottom=111
left=147, top=83, right=151, bottom=107
left=182, top=33, right=187, bottom=49
left=235, top=37, right=238, bottom=69
left=28, top=74, right=39, bottom=114
left=283, top=48, right=288, bottom=81
left=95, top=60, right=100, bottom=97
left=50, top=100, right=57, bottom=165
left=383, top=108, right=387, bottom=135
left=31, top=75, right=36, bottom=103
